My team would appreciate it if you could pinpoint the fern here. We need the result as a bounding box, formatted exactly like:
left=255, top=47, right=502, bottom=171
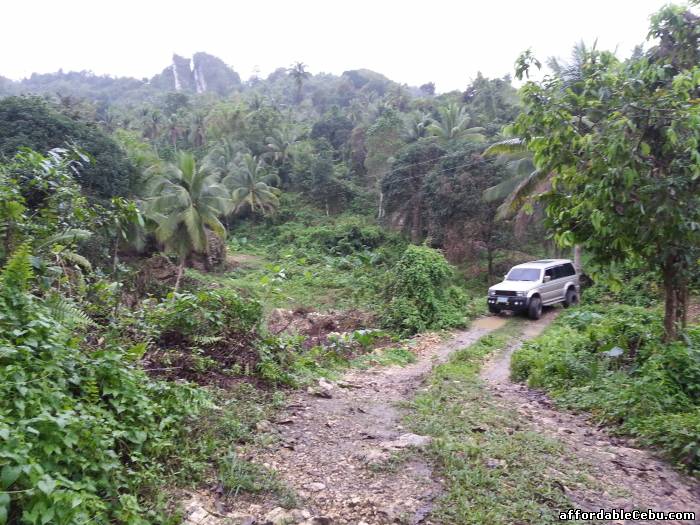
left=36, top=229, right=93, bottom=249
left=192, top=335, right=223, bottom=345
left=0, top=244, right=34, bottom=294
left=45, top=293, right=95, bottom=328
left=60, top=250, right=93, bottom=271
left=82, top=377, right=100, bottom=405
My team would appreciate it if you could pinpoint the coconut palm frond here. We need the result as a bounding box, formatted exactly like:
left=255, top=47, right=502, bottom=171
left=483, top=138, right=526, bottom=156
left=483, top=174, right=527, bottom=203
left=495, top=169, right=548, bottom=220
left=60, top=251, right=92, bottom=271
left=37, top=229, right=93, bottom=249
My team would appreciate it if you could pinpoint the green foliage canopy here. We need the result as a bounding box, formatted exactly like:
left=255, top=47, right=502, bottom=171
left=513, top=5, right=700, bottom=340
left=0, top=96, right=135, bottom=197
left=381, top=245, right=467, bottom=335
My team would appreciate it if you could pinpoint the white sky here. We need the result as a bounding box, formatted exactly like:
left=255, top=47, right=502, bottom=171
left=2, top=0, right=673, bottom=92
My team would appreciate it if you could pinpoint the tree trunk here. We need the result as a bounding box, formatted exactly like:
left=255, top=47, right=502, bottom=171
left=174, top=257, right=186, bottom=292
left=113, top=237, right=119, bottom=275
left=573, top=244, right=582, bottom=273
left=410, top=192, right=423, bottom=243
left=662, top=254, right=688, bottom=342
left=487, top=245, right=494, bottom=281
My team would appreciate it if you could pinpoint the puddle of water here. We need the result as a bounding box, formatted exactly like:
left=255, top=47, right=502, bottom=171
left=472, top=317, right=508, bottom=330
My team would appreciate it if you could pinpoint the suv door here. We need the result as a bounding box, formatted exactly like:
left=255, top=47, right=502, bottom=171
left=551, top=265, right=567, bottom=301
left=541, top=267, right=558, bottom=303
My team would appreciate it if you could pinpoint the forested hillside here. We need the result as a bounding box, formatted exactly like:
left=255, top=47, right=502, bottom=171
left=1, top=3, right=699, bottom=524
left=0, top=52, right=532, bottom=268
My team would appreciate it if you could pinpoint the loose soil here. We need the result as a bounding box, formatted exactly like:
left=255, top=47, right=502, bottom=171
left=267, top=308, right=377, bottom=348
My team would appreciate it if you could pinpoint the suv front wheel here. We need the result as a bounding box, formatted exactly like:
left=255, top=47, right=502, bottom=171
left=528, top=296, right=542, bottom=320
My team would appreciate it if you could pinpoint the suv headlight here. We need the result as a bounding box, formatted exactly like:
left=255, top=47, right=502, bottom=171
left=488, top=290, right=496, bottom=296
left=516, top=291, right=526, bottom=297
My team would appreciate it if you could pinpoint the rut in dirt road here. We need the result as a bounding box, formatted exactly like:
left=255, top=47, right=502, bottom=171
left=184, top=317, right=508, bottom=525
left=481, top=315, right=700, bottom=525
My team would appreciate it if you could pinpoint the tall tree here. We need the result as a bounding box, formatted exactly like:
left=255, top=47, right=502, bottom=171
left=513, top=5, right=700, bottom=340
left=223, top=154, right=280, bottom=215
left=428, top=103, right=485, bottom=142
left=288, top=61, right=311, bottom=103
left=143, top=152, right=231, bottom=290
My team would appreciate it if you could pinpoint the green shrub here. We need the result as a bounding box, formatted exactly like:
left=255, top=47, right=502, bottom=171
left=275, top=218, right=395, bottom=256
left=583, top=264, right=662, bottom=307
left=633, top=410, right=700, bottom=474
left=146, top=289, right=263, bottom=345
left=510, top=305, right=700, bottom=473
left=381, top=245, right=468, bottom=335
left=0, top=247, right=208, bottom=524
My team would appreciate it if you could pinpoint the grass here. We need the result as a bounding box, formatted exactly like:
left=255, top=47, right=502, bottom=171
left=217, top=451, right=298, bottom=508
left=162, top=382, right=297, bottom=510
left=350, top=346, right=417, bottom=369
left=405, top=323, right=590, bottom=524
left=186, top=236, right=389, bottom=314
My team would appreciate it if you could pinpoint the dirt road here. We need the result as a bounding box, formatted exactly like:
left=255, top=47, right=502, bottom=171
left=184, top=317, right=506, bottom=524
left=481, top=317, right=700, bottom=525
left=184, top=311, right=700, bottom=524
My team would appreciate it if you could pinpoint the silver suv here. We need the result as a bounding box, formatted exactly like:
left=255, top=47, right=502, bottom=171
left=487, top=259, right=580, bottom=319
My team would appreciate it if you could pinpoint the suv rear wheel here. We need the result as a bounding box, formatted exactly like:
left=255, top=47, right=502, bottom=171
left=563, top=288, right=579, bottom=308
left=528, top=296, right=542, bottom=320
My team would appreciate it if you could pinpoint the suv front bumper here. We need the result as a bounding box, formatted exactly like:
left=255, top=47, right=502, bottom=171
left=487, top=296, right=529, bottom=312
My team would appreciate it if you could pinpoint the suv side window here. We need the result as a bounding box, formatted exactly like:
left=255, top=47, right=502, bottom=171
left=561, top=263, right=576, bottom=277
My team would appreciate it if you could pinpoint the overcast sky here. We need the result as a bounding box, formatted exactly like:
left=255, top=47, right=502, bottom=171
left=2, top=0, right=674, bottom=92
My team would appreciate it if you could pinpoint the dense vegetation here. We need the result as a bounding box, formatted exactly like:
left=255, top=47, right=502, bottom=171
left=512, top=302, right=700, bottom=474
left=513, top=5, right=700, bottom=340
left=1, top=2, right=699, bottom=522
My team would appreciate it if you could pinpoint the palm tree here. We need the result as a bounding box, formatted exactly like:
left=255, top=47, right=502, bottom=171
left=403, top=112, right=432, bottom=142
left=483, top=138, right=582, bottom=270
left=143, top=109, right=163, bottom=141
left=547, top=41, right=590, bottom=85
left=482, top=138, right=543, bottom=218
left=265, top=125, right=300, bottom=166
left=166, top=114, right=184, bottom=148
left=204, top=103, right=246, bottom=141
left=143, top=152, right=231, bottom=290
left=288, top=61, right=311, bottom=103
left=482, top=43, right=593, bottom=270
left=428, top=103, right=485, bottom=142
left=223, top=154, right=280, bottom=215
left=188, top=111, right=207, bottom=149
left=202, top=137, right=249, bottom=176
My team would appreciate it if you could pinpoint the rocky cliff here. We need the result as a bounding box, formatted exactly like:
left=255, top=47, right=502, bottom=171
left=150, top=53, right=241, bottom=95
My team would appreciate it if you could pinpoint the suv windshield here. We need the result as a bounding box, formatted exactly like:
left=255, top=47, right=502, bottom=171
left=506, top=268, right=541, bottom=281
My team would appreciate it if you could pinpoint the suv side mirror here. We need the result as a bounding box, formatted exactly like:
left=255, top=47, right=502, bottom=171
left=503, top=275, right=508, bottom=281
left=543, top=275, right=551, bottom=283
